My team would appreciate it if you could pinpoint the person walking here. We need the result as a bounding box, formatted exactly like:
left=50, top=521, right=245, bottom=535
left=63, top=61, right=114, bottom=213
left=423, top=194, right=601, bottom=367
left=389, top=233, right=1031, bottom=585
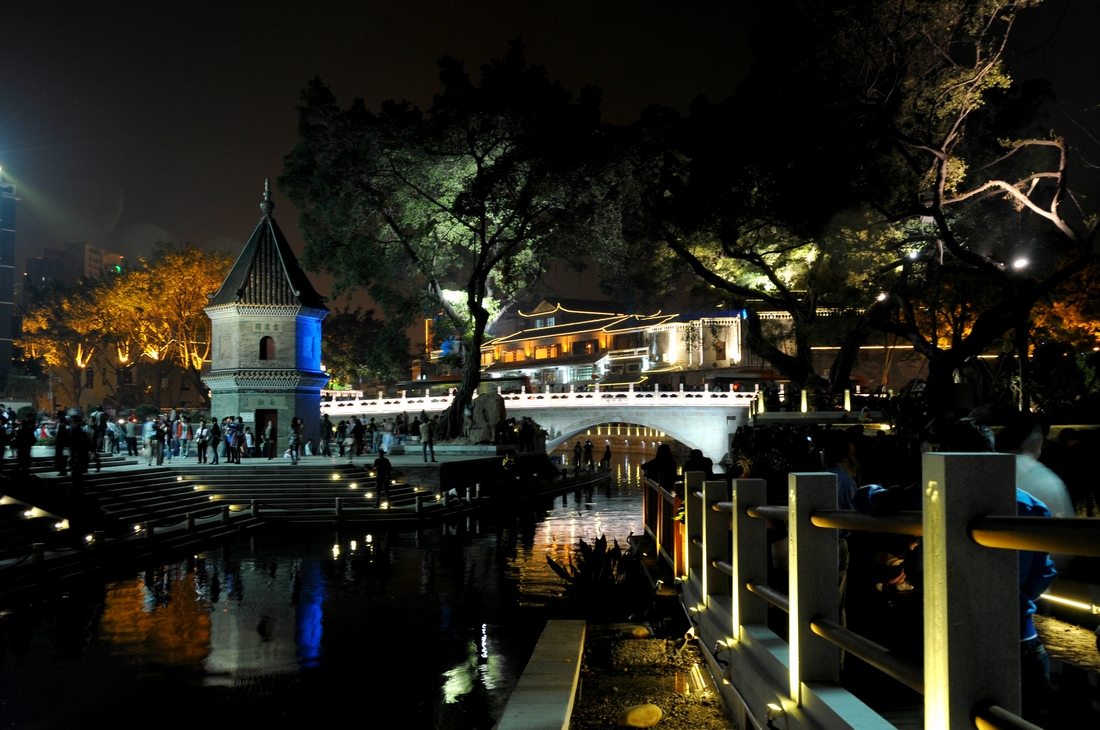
left=196, top=419, right=210, bottom=464
left=208, top=418, right=222, bottom=465
left=349, top=417, right=365, bottom=465
left=141, top=416, right=156, bottom=467
left=373, top=449, right=392, bottom=506
left=176, top=416, right=192, bottom=459
left=320, top=414, right=333, bottom=457
left=288, top=416, right=302, bottom=465
left=159, top=417, right=172, bottom=464
left=124, top=418, right=139, bottom=456
left=262, top=420, right=275, bottom=460
left=335, top=420, right=347, bottom=458
left=421, top=416, right=436, bottom=463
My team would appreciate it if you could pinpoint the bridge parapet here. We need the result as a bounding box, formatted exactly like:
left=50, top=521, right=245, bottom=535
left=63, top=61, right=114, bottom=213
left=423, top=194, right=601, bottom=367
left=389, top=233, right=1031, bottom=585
left=320, top=386, right=758, bottom=417
left=651, top=453, right=1100, bottom=730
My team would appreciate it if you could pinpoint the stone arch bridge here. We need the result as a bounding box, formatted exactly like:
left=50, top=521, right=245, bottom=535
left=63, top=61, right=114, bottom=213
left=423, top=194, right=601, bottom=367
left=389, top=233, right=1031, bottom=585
left=319, top=388, right=757, bottom=464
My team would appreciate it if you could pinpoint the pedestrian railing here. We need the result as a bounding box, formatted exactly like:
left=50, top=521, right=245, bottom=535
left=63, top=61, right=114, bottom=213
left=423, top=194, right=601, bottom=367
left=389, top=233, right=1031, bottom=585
left=676, top=453, right=1100, bottom=730
left=642, top=477, right=684, bottom=576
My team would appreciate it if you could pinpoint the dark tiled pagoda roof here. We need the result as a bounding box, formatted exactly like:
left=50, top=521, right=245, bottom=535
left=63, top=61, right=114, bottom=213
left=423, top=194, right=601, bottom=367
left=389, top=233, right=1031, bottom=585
left=207, top=180, right=328, bottom=310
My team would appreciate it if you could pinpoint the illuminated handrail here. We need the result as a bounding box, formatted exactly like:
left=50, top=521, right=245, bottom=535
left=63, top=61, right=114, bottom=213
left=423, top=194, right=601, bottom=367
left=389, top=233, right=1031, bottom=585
left=743, top=579, right=926, bottom=694
left=970, top=516, right=1100, bottom=558
left=972, top=702, right=1044, bottom=730
left=745, top=580, right=790, bottom=613
left=678, top=460, right=1081, bottom=730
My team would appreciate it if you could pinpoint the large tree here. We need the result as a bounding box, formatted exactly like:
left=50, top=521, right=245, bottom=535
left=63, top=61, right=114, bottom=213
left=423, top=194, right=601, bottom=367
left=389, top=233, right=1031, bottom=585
left=636, top=0, right=1097, bottom=412
left=282, top=41, right=627, bottom=437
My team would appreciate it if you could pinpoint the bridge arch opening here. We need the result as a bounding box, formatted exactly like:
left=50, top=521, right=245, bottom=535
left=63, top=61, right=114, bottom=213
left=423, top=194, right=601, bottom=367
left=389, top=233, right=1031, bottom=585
left=548, top=421, right=707, bottom=468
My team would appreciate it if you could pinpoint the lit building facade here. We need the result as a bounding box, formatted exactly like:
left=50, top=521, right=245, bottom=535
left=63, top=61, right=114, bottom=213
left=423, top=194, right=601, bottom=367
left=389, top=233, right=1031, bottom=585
left=480, top=300, right=748, bottom=390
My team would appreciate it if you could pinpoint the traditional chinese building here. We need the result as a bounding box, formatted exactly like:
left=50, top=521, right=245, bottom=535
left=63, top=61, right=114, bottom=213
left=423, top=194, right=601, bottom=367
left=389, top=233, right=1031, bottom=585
left=480, top=300, right=750, bottom=390
left=204, top=180, right=329, bottom=442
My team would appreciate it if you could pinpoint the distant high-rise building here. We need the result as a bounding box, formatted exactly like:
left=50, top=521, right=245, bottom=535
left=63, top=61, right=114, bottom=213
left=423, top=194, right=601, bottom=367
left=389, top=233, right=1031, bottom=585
left=23, top=242, right=125, bottom=299
left=0, top=169, right=16, bottom=392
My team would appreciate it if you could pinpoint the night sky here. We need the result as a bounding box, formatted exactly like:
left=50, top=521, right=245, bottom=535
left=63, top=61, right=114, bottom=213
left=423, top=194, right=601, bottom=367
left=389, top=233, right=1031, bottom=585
left=0, top=0, right=1095, bottom=298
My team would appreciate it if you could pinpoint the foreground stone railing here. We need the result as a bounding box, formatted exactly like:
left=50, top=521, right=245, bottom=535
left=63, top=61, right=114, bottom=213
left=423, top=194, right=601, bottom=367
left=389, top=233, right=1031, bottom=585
left=646, top=453, right=1100, bottom=730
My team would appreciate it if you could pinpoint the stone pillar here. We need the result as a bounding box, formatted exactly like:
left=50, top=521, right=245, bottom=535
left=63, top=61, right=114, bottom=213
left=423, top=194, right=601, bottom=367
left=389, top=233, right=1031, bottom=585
left=923, top=453, right=1019, bottom=727
left=788, top=472, right=839, bottom=704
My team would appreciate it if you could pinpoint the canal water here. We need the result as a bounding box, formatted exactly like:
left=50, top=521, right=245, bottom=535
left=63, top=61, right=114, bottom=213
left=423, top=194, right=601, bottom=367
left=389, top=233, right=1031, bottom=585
left=0, top=446, right=662, bottom=730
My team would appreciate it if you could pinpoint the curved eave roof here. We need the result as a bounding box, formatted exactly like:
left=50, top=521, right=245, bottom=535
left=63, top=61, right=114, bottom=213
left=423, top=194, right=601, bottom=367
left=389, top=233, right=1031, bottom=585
left=207, top=214, right=327, bottom=311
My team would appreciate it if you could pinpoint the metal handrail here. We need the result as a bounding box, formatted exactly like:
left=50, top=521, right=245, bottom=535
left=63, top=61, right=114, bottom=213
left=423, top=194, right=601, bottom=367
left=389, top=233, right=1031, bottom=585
left=746, top=505, right=789, bottom=521
left=811, top=510, right=923, bottom=536
left=809, top=616, right=924, bottom=694
left=745, top=581, right=790, bottom=613
left=972, top=702, right=1044, bottom=730
left=712, top=501, right=733, bottom=513
left=970, top=516, right=1100, bottom=558
left=712, top=560, right=733, bottom=577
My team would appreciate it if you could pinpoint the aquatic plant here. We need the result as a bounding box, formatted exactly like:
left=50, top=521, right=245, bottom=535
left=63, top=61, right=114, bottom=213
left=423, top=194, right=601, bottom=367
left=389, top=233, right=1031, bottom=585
left=546, top=534, right=653, bottom=621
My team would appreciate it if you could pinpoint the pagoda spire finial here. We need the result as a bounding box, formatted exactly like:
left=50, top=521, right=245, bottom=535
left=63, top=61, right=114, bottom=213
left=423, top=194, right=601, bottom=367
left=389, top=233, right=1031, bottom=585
left=260, top=178, right=275, bottom=216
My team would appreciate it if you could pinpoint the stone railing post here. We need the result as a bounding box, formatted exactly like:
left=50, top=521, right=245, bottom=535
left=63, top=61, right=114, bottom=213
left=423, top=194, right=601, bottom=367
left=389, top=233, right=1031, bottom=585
left=788, top=472, right=839, bottom=705
left=703, top=479, right=731, bottom=606
left=923, top=452, right=1020, bottom=727
left=732, top=478, right=768, bottom=640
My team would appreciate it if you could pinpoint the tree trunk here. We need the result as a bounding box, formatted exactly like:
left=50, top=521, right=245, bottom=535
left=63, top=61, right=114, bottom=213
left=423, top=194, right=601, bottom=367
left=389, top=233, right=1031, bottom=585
left=440, top=302, right=490, bottom=441
left=828, top=318, right=872, bottom=395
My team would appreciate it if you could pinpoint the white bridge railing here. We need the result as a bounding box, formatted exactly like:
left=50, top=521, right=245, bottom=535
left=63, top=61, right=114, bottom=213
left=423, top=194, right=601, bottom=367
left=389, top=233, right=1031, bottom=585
left=320, top=384, right=758, bottom=416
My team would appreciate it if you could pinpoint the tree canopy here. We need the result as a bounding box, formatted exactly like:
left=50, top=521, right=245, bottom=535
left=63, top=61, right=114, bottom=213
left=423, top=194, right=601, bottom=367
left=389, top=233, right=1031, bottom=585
left=281, top=40, right=628, bottom=436
left=630, top=0, right=1098, bottom=413
left=17, top=243, right=231, bottom=411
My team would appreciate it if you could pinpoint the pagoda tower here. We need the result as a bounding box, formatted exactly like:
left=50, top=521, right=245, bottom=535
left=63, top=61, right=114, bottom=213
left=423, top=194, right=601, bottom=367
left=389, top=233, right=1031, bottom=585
left=204, top=180, right=329, bottom=444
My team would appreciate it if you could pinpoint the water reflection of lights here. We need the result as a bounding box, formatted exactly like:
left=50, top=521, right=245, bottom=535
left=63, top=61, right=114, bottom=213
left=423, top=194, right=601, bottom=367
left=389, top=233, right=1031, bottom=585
left=349, top=540, right=357, bottom=551
left=331, top=544, right=340, bottom=559
left=442, top=624, right=506, bottom=704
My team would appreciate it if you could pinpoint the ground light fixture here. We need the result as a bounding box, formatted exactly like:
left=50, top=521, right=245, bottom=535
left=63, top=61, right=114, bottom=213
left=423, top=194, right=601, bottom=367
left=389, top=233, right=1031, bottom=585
left=365, top=492, right=374, bottom=499
left=766, top=702, right=785, bottom=730
left=332, top=474, right=340, bottom=480
left=349, top=483, right=357, bottom=489
left=1013, top=258, right=1029, bottom=269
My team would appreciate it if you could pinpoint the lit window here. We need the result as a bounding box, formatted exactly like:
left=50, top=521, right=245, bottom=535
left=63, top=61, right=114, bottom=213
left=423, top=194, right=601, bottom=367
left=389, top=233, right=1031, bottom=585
left=547, top=317, right=555, bottom=326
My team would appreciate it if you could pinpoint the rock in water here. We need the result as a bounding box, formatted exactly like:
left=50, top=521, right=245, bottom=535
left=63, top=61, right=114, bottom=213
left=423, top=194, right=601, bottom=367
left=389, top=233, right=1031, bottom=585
left=617, top=703, right=663, bottom=728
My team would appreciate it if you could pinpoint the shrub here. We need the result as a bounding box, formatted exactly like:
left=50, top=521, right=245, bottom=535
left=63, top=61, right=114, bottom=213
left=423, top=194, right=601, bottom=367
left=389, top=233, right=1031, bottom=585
left=547, top=534, right=653, bottom=622
left=36, top=436, right=56, bottom=446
